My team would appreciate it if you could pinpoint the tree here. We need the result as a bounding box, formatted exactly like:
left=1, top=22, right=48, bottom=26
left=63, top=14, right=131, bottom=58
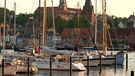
left=55, top=16, right=67, bottom=33
left=16, top=13, right=34, bottom=27
left=0, top=8, right=10, bottom=24
left=67, top=16, right=91, bottom=28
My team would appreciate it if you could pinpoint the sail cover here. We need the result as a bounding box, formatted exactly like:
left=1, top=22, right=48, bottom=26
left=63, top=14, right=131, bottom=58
left=41, top=45, right=71, bottom=55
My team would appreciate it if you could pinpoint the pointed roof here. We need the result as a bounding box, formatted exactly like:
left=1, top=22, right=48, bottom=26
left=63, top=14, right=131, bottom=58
left=118, top=21, right=125, bottom=28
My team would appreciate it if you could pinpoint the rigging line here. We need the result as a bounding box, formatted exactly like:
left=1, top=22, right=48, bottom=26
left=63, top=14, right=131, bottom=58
left=30, top=0, right=36, bottom=13
left=81, top=14, right=94, bottom=44
left=81, top=13, right=100, bottom=52
left=108, top=28, right=114, bottom=51
left=109, top=16, right=120, bottom=49
left=22, top=0, right=36, bottom=43
left=7, top=10, right=14, bottom=43
left=22, top=19, right=30, bottom=40
left=97, top=0, right=103, bottom=14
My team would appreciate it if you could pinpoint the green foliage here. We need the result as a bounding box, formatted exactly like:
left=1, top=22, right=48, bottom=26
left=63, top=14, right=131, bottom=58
left=67, top=16, right=91, bottom=28
left=16, top=13, right=34, bottom=27
left=111, top=40, right=118, bottom=47
left=47, top=15, right=53, bottom=28
left=107, top=16, right=133, bottom=29
left=0, top=8, right=10, bottom=24
left=55, top=16, right=67, bottom=33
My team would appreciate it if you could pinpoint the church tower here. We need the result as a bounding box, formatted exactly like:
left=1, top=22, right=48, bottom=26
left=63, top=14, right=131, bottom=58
left=82, top=0, right=94, bottom=23
left=59, top=0, right=67, bottom=11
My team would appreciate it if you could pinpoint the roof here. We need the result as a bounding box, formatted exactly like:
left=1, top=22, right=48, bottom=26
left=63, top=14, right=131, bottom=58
left=109, top=27, right=135, bottom=39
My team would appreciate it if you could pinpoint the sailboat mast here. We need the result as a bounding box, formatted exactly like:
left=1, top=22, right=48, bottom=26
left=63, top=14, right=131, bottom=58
left=14, top=3, right=16, bottom=45
left=3, top=0, right=6, bottom=52
left=51, top=0, right=56, bottom=49
left=103, top=0, right=107, bottom=55
left=33, top=18, right=35, bottom=48
left=77, top=2, right=80, bottom=46
left=94, top=0, right=97, bottom=45
left=43, top=0, right=46, bottom=45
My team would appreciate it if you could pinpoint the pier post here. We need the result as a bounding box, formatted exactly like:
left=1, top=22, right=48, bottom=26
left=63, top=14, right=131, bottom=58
left=131, top=71, right=134, bottom=76
left=50, top=57, right=52, bottom=76
left=87, top=55, right=89, bottom=75
left=70, top=57, right=72, bottom=76
left=27, top=57, right=30, bottom=76
left=2, top=59, right=4, bottom=76
left=126, top=54, right=128, bottom=70
left=114, top=55, right=117, bottom=71
left=99, top=55, right=102, bottom=73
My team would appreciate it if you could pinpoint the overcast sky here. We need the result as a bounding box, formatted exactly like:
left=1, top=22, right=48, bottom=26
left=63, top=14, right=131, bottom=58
left=0, top=0, right=135, bottom=18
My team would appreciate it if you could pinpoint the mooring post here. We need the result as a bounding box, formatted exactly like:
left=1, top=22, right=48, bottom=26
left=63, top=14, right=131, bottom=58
left=50, top=57, right=52, bottom=76
left=126, top=54, right=128, bottom=70
left=100, top=54, right=102, bottom=73
left=28, top=57, right=30, bottom=76
left=2, top=59, right=4, bottom=76
left=87, top=55, right=89, bottom=75
left=70, top=57, right=72, bottom=76
left=131, top=71, right=134, bottom=76
left=115, top=55, right=117, bottom=71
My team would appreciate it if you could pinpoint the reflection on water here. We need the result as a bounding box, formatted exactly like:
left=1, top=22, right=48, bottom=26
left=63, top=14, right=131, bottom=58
left=36, top=70, right=86, bottom=76
left=1, top=51, right=135, bottom=76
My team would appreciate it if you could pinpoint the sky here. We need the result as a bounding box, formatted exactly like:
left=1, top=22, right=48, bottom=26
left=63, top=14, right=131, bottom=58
left=0, top=0, right=135, bottom=18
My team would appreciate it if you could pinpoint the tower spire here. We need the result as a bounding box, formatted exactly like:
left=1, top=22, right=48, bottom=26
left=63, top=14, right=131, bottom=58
left=59, top=0, right=67, bottom=11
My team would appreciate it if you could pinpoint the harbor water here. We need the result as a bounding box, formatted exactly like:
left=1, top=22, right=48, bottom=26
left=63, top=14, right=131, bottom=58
left=1, top=51, right=135, bottom=76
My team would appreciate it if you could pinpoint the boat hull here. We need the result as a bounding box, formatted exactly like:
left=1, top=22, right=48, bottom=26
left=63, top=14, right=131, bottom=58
left=36, top=61, right=86, bottom=71
left=101, top=57, right=115, bottom=65
left=16, top=65, right=38, bottom=73
left=115, top=53, right=125, bottom=65
left=81, top=58, right=99, bottom=67
left=4, top=66, right=16, bottom=75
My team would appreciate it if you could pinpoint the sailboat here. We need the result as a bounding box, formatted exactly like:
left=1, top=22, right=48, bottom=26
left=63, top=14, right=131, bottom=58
left=35, top=0, right=86, bottom=71
left=78, top=0, right=124, bottom=66
left=98, top=0, right=124, bottom=65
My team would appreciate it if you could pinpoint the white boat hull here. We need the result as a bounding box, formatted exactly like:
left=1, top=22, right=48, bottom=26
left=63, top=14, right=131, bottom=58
left=16, top=65, right=38, bottom=73
left=36, top=61, right=86, bottom=71
left=101, top=57, right=115, bottom=65
left=81, top=59, right=99, bottom=67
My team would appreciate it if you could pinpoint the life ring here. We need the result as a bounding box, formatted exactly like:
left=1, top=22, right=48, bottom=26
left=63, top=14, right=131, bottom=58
left=31, top=67, right=38, bottom=72
left=62, top=55, right=68, bottom=62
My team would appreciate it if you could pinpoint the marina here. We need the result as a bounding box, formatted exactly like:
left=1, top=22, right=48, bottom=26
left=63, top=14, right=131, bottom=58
left=0, top=0, right=135, bottom=76
left=0, top=51, right=135, bottom=76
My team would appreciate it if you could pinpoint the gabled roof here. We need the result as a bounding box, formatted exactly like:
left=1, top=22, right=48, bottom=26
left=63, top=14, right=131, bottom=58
left=109, top=27, right=135, bottom=39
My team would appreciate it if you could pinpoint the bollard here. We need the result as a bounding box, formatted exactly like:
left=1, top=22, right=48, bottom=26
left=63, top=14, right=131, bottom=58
left=99, top=55, right=102, bottom=73
left=126, top=54, right=128, bottom=70
left=70, top=57, right=72, bottom=76
left=2, top=59, right=4, bottom=76
left=27, top=57, right=30, bottom=76
left=114, top=55, right=117, bottom=71
left=131, top=71, right=134, bottom=76
left=50, top=57, right=52, bottom=76
left=87, top=55, right=89, bottom=75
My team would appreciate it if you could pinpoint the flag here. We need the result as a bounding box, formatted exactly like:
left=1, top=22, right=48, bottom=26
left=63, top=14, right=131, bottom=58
left=29, top=17, right=34, bottom=20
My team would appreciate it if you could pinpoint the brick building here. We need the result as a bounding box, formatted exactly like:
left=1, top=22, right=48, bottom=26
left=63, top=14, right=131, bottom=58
left=34, top=0, right=94, bottom=23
